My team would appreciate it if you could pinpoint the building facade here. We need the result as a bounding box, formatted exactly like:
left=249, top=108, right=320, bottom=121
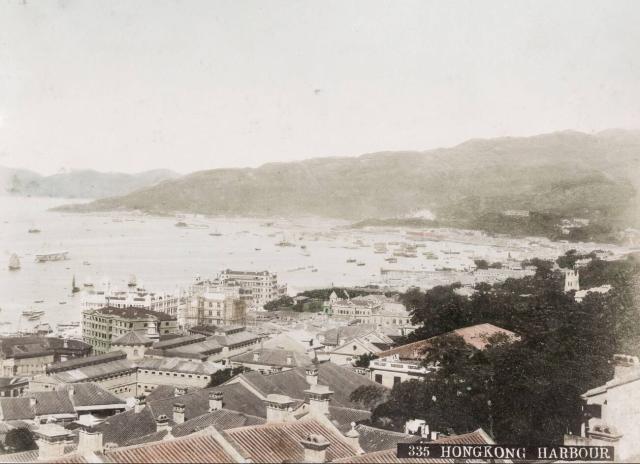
left=82, top=307, right=179, bottom=354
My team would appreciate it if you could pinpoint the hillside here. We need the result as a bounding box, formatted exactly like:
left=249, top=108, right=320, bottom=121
left=55, top=130, right=640, bottom=231
left=1, top=167, right=180, bottom=199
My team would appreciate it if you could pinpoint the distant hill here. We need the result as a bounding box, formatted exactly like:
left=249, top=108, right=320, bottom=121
left=55, top=130, right=640, bottom=231
left=1, top=167, right=180, bottom=199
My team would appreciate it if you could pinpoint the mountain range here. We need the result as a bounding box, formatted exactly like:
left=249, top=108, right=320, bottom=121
left=0, top=167, right=179, bottom=199
left=53, top=130, right=640, bottom=231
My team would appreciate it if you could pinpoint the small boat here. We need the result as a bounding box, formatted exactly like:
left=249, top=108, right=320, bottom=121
left=255, top=248, right=261, bottom=251
left=35, top=251, right=69, bottom=262
left=34, top=300, right=44, bottom=304
left=59, top=301, right=67, bottom=305
left=28, top=228, right=41, bottom=234
left=82, top=261, right=91, bottom=266
left=8, top=253, right=20, bottom=270
left=346, top=258, right=357, bottom=263
left=209, top=232, right=222, bottom=237
left=22, top=309, right=45, bottom=318
left=128, top=274, right=137, bottom=287
left=175, top=221, right=188, bottom=228
left=311, top=268, right=318, bottom=273
left=357, top=262, right=366, bottom=266
left=83, top=278, right=94, bottom=288
left=385, top=257, right=398, bottom=263
left=275, top=240, right=296, bottom=247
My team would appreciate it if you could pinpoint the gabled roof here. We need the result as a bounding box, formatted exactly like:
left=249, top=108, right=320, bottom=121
left=233, top=361, right=387, bottom=409
left=222, top=417, right=359, bottom=463
left=319, top=325, right=379, bottom=346
left=112, top=331, right=153, bottom=347
left=48, top=359, right=136, bottom=383
left=47, top=351, right=128, bottom=374
left=229, top=349, right=311, bottom=368
left=97, top=431, right=236, bottom=463
left=86, top=306, right=176, bottom=321
left=59, top=383, right=125, bottom=408
left=94, top=407, right=157, bottom=446
left=0, top=390, right=80, bottom=420
left=376, top=323, right=519, bottom=360
left=333, top=428, right=495, bottom=463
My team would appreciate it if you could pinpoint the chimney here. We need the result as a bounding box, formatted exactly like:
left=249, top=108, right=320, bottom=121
left=77, top=427, right=103, bottom=455
left=63, top=339, right=69, bottom=349
left=613, top=354, right=640, bottom=379
left=134, top=395, right=146, bottom=413
left=67, top=386, right=75, bottom=399
left=209, top=391, right=223, bottom=412
left=264, top=394, right=296, bottom=423
left=156, top=415, right=170, bottom=433
left=173, top=403, right=185, bottom=424
left=35, top=424, right=70, bottom=461
left=286, top=355, right=293, bottom=366
left=174, top=386, right=187, bottom=397
left=344, top=422, right=360, bottom=450
left=30, top=397, right=37, bottom=408
left=305, top=384, right=333, bottom=417
left=300, top=434, right=331, bottom=463
left=253, top=352, right=260, bottom=362
left=305, top=365, right=318, bottom=386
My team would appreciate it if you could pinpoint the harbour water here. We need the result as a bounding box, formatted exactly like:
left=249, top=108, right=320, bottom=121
left=0, top=196, right=631, bottom=335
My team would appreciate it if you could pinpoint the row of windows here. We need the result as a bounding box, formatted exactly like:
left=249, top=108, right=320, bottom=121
left=140, top=369, right=206, bottom=379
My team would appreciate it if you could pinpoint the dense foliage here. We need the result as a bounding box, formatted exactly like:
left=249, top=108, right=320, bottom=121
left=206, top=366, right=247, bottom=388
left=1, top=428, right=37, bottom=454
left=371, top=254, right=640, bottom=445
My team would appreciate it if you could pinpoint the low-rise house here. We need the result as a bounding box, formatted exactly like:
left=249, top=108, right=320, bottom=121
left=29, top=351, right=224, bottom=399
left=325, top=294, right=413, bottom=326
left=370, top=323, right=519, bottom=387
left=0, top=336, right=91, bottom=377
left=0, top=383, right=125, bottom=425
left=228, top=348, right=311, bottom=374
left=0, top=377, right=28, bottom=398
left=564, top=354, right=640, bottom=462
left=328, top=337, right=390, bottom=366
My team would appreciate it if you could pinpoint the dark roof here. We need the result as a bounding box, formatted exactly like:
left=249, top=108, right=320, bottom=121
left=0, top=398, right=34, bottom=420
left=86, top=306, right=176, bottom=321
left=0, top=337, right=90, bottom=360
left=94, top=407, right=157, bottom=446
left=320, top=325, right=378, bottom=346
left=153, top=335, right=206, bottom=350
left=0, top=391, right=76, bottom=420
left=229, top=349, right=311, bottom=368
left=60, top=383, right=125, bottom=408
left=47, top=351, right=127, bottom=374
left=333, top=428, right=495, bottom=463
left=49, top=359, right=136, bottom=383
left=236, top=361, right=386, bottom=409
left=112, top=331, right=153, bottom=347
left=355, top=424, right=422, bottom=453
left=222, top=417, right=358, bottom=463
left=0, top=377, right=29, bottom=388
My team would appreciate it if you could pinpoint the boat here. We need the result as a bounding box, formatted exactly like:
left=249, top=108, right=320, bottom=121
left=385, top=257, right=398, bottom=263
left=83, top=278, right=94, bottom=288
left=35, top=251, right=69, bottom=262
left=311, top=268, right=318, bottom=273
left=59, top=301, right=67, bottom=305
left=275, top=240, right=296, bottom=247
left=346, top=258, right=357, bottom=263
left=209, top=232, right=222, bottom=237
left=175, top=221, right=188, bottom=228
left=34, top=300, right=44, bottom=304
left=374, top=243, right=388, bottom=254
left=82, top=261, right=91, bottom=266
left=22, top=309, right=45, bottom=318
left=357, top=262, right=366, bottom=266
left=128, top=274, right=137, bottom=287
left=28, top=228, right=41, bottom=234
left=254, top=248, right=261, bottom=251
left=57, top=322, right=80, bottom=330
left=8, top=253, right=20, bottom=270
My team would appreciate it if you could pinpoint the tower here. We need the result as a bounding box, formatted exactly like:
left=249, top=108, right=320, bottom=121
left=564, top=269, right=580, bottom=293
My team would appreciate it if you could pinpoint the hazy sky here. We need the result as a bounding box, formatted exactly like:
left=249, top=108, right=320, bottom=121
left=1, top=0, right=639, bottom=175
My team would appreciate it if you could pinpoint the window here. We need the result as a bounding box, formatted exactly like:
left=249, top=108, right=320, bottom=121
left=394, top=376, right=402, bottom=386
left=374, top=374, right=383, bottom=384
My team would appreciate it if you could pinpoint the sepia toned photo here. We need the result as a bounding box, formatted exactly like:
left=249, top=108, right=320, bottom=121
left=0, top=1, right=639, bottom=462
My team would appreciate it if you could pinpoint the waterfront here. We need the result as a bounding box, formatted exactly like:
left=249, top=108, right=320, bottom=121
left=1, top=196, right=633, bottom=334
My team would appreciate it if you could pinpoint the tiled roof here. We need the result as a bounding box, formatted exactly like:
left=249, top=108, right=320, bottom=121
left=212, top=331, right=262, bottom=347
left=49, top=359, right=135, bottom=383
left=237, top=362, right=386, bottom=409
left=0, top=445, right=79, bottom=463
left=137, top=357, right=221, bottom=375
left=60, top=383, right=125, bottom=408
left=377, top=324, right=519, bottom=360
left=147, top=383, right=268, bottom=421
left=112, top=331, right=153, bottom=347
left=86, top=306, right=176, bottom=321
left=333, top=428, right=495, bottom=463
left=0, top=377, right=28, bottom=388
left=223, top=417, right=359, bottom=463
left=320, top=325, right=379, bottom=346
left=97, top=431, right=236, bottom=463
left=0, top=337, right=91, bottom=360
left=0, top=398, right=34, bottom=420
left=153, top=335, right=206, bottom=350
left=0, top=390, right=79, bottom=420
left=47, top=352, right=128, bottom=374
left=94, top=407, right=157, bottom=446
left=327, top=407, right=372, bottom=431
left=354, top=424, right=422, bottom=453
left=229, top=349, right=311, bottom=368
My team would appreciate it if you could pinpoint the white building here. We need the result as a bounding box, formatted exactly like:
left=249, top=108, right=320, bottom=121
left=324, top=293, right=412, bottom=326
left=82, top=283, right=182, bottom=318
left=565, top=354, right=640, bottom=462
left=218, top=269, right=287, bottom=308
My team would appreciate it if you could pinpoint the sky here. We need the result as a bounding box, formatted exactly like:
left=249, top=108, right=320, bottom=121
left=1, top=0, right=639, bottom=175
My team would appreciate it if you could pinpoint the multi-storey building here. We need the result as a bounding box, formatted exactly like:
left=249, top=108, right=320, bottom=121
left=218, top=270, right=287, bottom=308
left=82, top=307, right=179, bottom=354
left=0, top=337, right=91, bottom=377
left=324, top=293, right=413, bottom=326
left=82, top=285, right=183, bottom=318
left=184, top=291, right=246, bottom=328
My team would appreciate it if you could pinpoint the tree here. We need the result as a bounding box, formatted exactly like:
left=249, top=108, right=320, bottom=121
left=2, top=428, right=36, bottom=453
left=207, top=366, right=247, bottom=388
left=353, top=353, right=377, bottom=368
left=349, top=384, right=388, bottom=410
left=474, top=259, right=489, bottom=270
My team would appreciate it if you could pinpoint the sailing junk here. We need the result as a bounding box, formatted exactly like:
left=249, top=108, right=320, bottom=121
left=8, top=254, right=20, bottom=270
